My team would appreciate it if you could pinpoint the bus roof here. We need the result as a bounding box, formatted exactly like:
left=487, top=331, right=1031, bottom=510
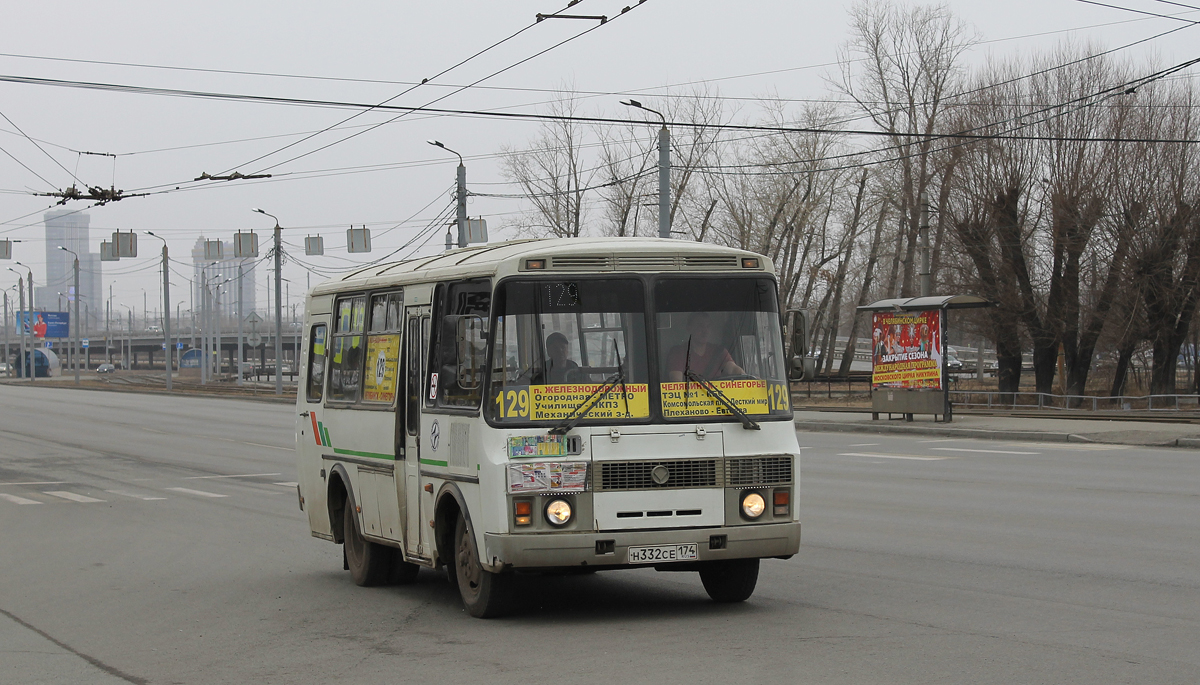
left=309, top=237, right=774, bottom=296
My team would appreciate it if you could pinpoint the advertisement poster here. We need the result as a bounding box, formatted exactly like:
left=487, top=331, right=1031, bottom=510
left=493, top=383, right=650, bottom=422
left=871, top=309, right=943, bottom=389
left=362, top=334, right=400, bottom=403
left=506, top=461, right=588, bottom=494
left=659, top=380, right=790, bottom=418
left=16, top=312, right=69, bottom=339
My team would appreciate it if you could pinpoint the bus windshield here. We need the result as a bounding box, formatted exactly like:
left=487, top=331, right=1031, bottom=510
left=654, top=277, right=791, bottom=420
left=489, top=278, right=649, bottom=425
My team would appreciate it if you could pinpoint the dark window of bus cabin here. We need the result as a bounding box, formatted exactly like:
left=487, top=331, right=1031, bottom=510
left=327, top=295, right=366, bottom=402
left=306, top=324, right=328, bottom=402
left=427, top=279, right=491, bottom=409
left=362, top=291, right=403, bottom=405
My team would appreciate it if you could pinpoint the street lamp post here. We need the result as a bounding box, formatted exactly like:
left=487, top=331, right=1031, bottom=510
left=621, top=99, right=671, bottom=239
left=427, top=141, right=468, bottom=248
left=119, top=303, right=133, bottom=370
left=145, top=232, right=172, bottom=391
left=12, top=263, right=34, bottom=382
left=56, top=246, right=81, bottom=385
left=252, top=208, right=284, bottom=395
left=3, top=285, right=14, bottom=378
left=8, top=272, right=24, bottom=379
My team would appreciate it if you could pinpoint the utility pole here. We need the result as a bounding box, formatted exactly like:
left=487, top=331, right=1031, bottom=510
left=18, top=278, right=26, bottom=379
left=145, top=232, right=172, bottom=391
left=427, top=141, right=468, bottom=247
left=12, top=263, right=34, bottom=382
left=2, top=289, right=8, bottom=377
left=237, top=264, right=244, bottom=386
left=57, top=247, right=81, bottom=385
left=918, top=191, right=932, bottom=297
left=253, top=208, right=284, bottom=395
left=620, top=100, right=671, bottom=238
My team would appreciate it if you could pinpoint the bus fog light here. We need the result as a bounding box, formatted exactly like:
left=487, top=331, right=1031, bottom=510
left=773, top=490, right=790, bottom=516
left=741, top=492, right=766, bottom=519
left=545, top=499, right=573, bottom=526
left=514, top=500, right=532, bottom=526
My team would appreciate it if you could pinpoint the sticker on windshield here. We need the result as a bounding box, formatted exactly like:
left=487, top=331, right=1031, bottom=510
left=659, top=380, right=790, bottom=418
left=493, top=383, right=650, bottom=421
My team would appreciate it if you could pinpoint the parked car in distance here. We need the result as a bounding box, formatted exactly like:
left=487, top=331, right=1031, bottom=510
left=946, top=351, right=964, bottom=372
left=0, top=361, right=10, bottom=375
left=96, top=363, right=116, bottom=374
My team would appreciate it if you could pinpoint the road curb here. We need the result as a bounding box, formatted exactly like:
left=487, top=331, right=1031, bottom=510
left=792, top=419, right=1199, bottom=448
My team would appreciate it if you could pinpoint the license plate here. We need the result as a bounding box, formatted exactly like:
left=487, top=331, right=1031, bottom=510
left=627, top=543, right=698, bottom=564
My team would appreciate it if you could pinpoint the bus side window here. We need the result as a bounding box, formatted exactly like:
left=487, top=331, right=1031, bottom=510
left=306, top=324, right=327, bottom=403
left=328, top=295, right=366, bottom=403
left=406, top=316, right=421, bottom=436
left=428, top=279, right=491, bottom=409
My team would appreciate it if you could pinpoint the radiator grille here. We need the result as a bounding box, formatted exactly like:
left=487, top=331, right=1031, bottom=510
left=725, top=456, right=793, bottom=486
left=598, top=459, right=721, bottom=491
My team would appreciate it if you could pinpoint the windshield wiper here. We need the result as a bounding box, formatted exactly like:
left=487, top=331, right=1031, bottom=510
left=548, top=356, right=626, bottom=436
left=684, top=369, right=761, bottom=430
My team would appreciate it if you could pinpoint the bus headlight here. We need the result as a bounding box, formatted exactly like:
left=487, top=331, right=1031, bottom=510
left=545, top=499, right=573, bottom=526
left=741, top=492, right=766, bottom=519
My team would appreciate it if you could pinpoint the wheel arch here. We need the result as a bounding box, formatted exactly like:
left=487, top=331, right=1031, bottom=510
left=327, top=463, right=355, bottom=544
left=434, top=481, right=484, bottom=570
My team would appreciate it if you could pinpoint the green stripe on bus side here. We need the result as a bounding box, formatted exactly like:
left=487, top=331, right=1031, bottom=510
left=419, top=458, right=449, bottom=467
left=332, top=448, right=394, bottom=460
left=320, top=425, right=331, bottom=446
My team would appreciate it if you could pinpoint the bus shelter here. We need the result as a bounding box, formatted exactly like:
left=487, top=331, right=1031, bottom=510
left=857, top=295, right=991, bottom=422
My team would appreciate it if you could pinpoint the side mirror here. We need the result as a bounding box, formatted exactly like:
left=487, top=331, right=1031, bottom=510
left=785, top=309, right=812, bottom=380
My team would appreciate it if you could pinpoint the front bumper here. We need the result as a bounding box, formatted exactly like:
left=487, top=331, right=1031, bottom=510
left=482, top=521, right=800, bottom=571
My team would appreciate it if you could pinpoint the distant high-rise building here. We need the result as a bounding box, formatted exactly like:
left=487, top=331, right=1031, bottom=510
left=191, top=236, right=257, bottom=325
left=37, top=209, right=102, bottom=330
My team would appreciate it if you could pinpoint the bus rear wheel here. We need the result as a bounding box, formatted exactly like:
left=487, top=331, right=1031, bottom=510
left=454, top=515, right=510, bottom=618
left=699, top=558, right=760, bottom=603
left=344, top=503, right=389, bottom=587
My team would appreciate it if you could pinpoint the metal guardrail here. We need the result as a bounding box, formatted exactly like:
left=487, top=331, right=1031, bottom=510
left=949, top=390, right=1200, bottom=411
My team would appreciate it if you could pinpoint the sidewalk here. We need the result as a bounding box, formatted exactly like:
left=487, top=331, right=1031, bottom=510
left=794, top=409, right=1200, bottom=448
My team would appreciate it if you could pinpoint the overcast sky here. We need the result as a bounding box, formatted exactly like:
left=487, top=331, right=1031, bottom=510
left=2, top=0, right=1197, bottom=318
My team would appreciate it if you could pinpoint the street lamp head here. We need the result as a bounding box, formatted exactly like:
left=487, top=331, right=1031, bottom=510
left=620, top=99, right=643, bottom=108
left=252, top=208, right=264, bottom=214
left=428, top=140, right=444, bottom=149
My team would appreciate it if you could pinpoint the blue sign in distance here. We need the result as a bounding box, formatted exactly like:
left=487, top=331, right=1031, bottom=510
left=82, top=339, right=90, bottom=349
left=177, top=342, right=184, bottom=350
left=45, top=340, right=52, bottom=348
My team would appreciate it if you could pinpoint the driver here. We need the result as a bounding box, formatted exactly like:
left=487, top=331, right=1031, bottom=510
left=667, top=312, right=744, bottom=381
left=545, top=332, right=579, bottom=384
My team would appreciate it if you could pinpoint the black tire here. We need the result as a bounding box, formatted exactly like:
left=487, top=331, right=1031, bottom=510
left=699, top=558, right=760, bottom=603
left=343, top=502, right=390, bottom=587
left=454, top=515, right=510, bottom=618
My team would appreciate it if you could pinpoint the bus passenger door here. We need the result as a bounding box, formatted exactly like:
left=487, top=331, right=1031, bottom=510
left=401, top=305, right=431, bottom=558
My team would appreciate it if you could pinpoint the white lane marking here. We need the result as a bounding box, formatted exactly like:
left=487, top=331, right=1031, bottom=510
left=274, top=482, right=299, bottom=487
left=0, top=481, right=68, bottom=486
left=917, top=439, right=959, bottom=443
left=183, top=473, right=282, bottom=480
left=838, top=453, right=950, bottom=461
left=847, top=443, right=880, bottom=447
left=931, top=447, right=1038, bottom=455
left=242, top=442, right=291, bottom=451
left=797, top=446, right=814, bottom=450
left=1, top=493, right=42, bottom=505
left=44, top=491, right=106, bottom=503
left=105, top=490, right=167, bottom=501
left=165, top=487, right=228, bottom=498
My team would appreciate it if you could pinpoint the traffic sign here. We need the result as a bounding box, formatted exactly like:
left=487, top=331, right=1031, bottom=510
left=81, top=338, right=89, bottom=349
left=247, top=331, right=263, bottom=347
left=44, top=341, right=52, bottom=348
left=162, top=343, right=167, bottom=350
left=177, top=342, right=184, bottom=350
left=246, top=312, right=263, bottom=325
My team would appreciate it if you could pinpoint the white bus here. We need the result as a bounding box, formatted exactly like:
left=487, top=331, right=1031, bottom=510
left=294, top=237, right=801, bottom=617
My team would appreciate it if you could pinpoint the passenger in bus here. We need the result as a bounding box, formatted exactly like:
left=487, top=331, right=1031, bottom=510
left=667, top=312, right=744, bottom=381
left=545, top=332, right=580, bottom=384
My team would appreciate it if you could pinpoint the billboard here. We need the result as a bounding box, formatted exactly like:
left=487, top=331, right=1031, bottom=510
left=16, top=312, right=70, bottom=339
left=871, top=309, right=942, bottom=389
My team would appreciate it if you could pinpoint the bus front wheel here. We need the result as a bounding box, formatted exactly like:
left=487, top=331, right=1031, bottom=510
left=699, top=558, right=760, bottom=603
left=454, top=515, right=511, bottom=618
left=344, top=503, right=389, bottom=586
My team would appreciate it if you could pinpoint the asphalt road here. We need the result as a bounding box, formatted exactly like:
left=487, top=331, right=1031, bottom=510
left=2, top=385, right=1198, bottom=684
